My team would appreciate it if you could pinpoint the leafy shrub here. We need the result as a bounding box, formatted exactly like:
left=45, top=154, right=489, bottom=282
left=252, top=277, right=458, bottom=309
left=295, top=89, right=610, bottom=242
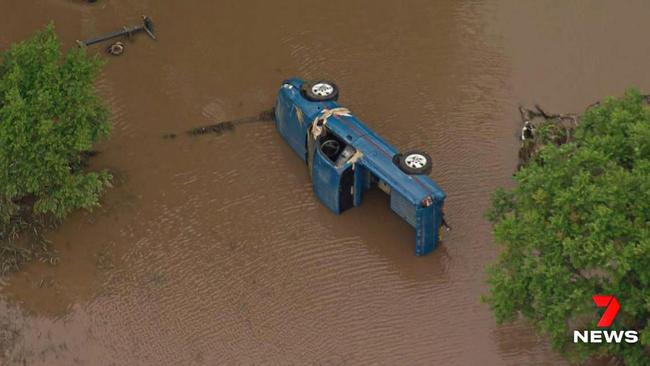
left=0, top=25, right=111, bottom=274
left=485, top=90, right=650, bottom=365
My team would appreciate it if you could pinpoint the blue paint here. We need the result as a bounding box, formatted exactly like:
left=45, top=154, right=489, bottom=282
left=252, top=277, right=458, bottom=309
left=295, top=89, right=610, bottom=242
left=274, top=78, right=447, bottom=255
left=311, top=147, right=346, bottom=213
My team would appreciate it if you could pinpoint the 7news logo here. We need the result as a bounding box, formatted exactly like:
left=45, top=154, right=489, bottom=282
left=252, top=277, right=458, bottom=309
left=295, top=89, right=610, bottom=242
left=573, top=295, right=639, bottom=344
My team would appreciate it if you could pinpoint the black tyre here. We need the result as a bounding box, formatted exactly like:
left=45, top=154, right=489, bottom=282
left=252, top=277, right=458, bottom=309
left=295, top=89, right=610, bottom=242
left=301, top=80, right=339, bottom=101
left=397, top=150, right=432, bottom=175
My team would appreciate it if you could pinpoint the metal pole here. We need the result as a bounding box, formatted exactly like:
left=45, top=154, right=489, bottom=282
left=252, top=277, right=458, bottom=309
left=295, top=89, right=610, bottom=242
left=77, top=16, right=155, bottom=47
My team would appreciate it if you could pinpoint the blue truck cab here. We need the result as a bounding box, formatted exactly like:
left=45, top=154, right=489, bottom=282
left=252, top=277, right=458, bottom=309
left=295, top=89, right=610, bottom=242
left=274, top=78, right=447, bottom=255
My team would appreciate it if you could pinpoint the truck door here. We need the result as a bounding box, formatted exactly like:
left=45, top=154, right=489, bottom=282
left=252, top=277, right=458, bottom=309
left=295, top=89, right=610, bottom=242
left=310, top=139, right=354, bottom=214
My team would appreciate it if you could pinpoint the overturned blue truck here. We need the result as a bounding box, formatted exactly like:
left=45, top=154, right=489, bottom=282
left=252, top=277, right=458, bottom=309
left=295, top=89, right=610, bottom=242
left=274, top=79, right=447, bottom=255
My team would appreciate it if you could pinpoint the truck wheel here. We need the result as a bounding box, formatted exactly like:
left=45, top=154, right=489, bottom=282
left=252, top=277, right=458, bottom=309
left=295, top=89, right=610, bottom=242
left=301, top=80, right=339, bottom=101
left=397, top=150, right=432, bottom=175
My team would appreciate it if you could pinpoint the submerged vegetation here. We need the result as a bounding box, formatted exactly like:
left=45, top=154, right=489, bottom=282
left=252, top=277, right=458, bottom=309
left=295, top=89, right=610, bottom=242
left=485, top=90, right=650, bottom=365
left=0, top=25, right=111, bottom=275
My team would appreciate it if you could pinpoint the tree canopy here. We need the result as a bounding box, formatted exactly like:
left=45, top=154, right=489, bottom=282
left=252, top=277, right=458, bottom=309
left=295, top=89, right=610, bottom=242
left=0, top=25, right=111, bottom=272
left=485, top=90, right=650, bottom=365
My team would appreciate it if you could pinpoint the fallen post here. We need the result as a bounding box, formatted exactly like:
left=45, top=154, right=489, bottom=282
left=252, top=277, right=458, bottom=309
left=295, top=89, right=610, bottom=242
left=77, top=16, right=155, bottom=48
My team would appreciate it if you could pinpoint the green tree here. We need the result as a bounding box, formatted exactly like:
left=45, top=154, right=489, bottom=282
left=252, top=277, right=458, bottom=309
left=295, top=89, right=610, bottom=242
left=485, top=90, right=650, bottom=365
left=0, top=25, right=111, bottom=273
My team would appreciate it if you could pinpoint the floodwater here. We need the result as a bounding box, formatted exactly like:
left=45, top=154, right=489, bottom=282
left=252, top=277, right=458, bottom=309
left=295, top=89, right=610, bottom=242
left=1, top=1, right=649, bottom=365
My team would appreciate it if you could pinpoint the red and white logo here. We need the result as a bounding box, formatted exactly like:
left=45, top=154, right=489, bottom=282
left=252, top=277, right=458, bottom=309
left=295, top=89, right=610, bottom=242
left=573, top=295, right=638, bottom=344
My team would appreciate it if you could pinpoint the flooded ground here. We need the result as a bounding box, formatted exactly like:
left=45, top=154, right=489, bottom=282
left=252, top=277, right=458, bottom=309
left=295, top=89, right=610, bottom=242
left=1, top=0, right=650, bottom=365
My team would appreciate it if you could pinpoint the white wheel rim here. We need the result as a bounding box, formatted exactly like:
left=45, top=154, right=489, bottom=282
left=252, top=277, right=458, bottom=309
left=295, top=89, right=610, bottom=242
left=109, top=43, right=124, bottom=55
left=312, top=83, right=334, bottom=97
left=404, top=154, right=427, bottom=169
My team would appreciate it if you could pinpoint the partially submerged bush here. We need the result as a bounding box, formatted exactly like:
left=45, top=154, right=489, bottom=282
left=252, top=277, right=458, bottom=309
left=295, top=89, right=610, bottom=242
left=486, top=90, right=650, bottom=365
left=0, top=25, right=111, bottom=274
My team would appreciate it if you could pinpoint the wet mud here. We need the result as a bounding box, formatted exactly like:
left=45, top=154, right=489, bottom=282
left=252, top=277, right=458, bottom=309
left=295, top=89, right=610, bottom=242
left=1, top=0, right=650, bottom=365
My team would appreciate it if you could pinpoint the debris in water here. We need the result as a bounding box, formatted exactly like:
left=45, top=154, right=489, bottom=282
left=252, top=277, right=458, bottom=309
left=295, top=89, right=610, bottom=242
left=77, top=16, right=156, bottom=48
left=517, top=104, right=579, bottom=169
left=516, top=95, right=650, bottom=168
left=107, top=41, right=125, bottom=56
left=188, top=121, right=234, bottom=136
left=521, top=121, right=535, bottom=141
left=165, top=108, right=275, bottom=138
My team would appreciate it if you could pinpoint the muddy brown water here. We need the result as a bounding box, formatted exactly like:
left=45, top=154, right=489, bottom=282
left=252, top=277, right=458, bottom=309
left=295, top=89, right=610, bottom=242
left=1, top=1, right=650, bottom=365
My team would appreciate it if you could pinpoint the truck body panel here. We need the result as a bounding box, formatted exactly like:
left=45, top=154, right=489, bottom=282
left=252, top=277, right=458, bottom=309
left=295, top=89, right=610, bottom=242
left=274, top=78, right=446, bottom=255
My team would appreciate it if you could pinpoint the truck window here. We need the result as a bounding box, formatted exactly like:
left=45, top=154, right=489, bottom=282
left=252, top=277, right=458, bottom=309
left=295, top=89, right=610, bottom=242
left=317, top=129, right=355, bottom=166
